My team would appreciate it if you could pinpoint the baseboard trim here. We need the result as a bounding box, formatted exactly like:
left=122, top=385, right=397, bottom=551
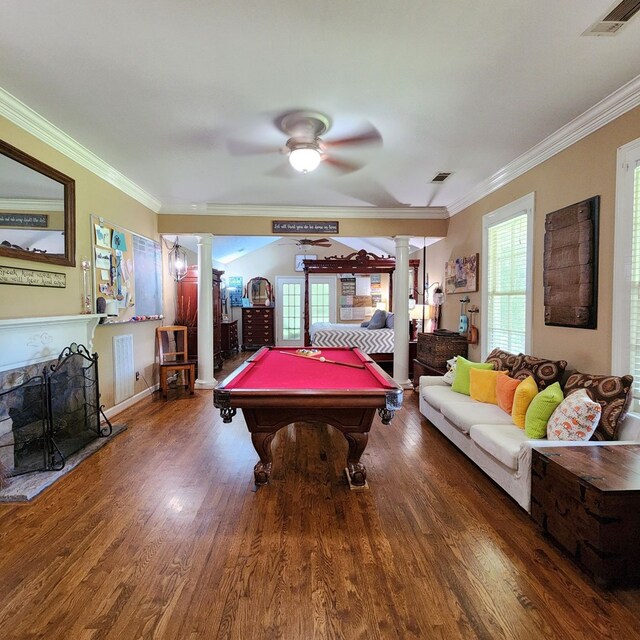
left=103, top=384, right=159, bottom=420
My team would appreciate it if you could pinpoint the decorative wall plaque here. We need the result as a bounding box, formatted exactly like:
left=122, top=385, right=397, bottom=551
left=544, top=196, right=599, bottom=329
left=272, top=220, right=339, bottom=234
left=0, top=213, right=49, bottom=227
left=0, top=265, right=66, bottom=288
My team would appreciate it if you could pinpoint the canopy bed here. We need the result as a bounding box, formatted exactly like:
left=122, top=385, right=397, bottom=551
left=302, top=250, right=419, bottom=367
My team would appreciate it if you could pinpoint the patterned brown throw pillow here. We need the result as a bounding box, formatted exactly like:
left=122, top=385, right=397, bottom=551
left=485, top=349, right=518, bottom=374
left=563, top=371, right=634, bottom=440
left=510, top=354, right=567, bottom=390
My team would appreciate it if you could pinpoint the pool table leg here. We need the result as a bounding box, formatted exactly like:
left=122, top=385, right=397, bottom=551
left=344, top=432, right=368, bottom=486
left=251, top=432, right=276, bottom=485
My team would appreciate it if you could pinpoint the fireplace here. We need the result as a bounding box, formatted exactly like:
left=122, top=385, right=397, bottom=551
left=1, top=344, right=112, bottom=476
left=0, top=314, right=105, bottom=478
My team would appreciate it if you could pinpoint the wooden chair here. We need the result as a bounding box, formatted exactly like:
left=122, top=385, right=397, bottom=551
left=156, top=326, right=196, bottom=399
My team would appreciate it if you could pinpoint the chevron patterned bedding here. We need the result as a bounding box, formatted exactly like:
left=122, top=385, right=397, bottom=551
left=309, top=322, right=394, bottom=353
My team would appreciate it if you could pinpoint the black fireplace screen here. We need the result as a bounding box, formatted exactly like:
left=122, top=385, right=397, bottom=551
left=0, top=344, right=112, bottom=476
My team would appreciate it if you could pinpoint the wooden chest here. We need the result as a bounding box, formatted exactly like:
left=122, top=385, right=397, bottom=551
left=531, top=445, right=640, bottom=586
left=242, top=307, right=275, bottom=350
left=416, top=332, right=468, bottom=372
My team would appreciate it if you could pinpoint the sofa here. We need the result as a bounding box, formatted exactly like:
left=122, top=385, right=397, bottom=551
left=417, top=362, right=640, bottom=512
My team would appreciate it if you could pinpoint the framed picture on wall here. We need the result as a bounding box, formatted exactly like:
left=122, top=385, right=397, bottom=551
left=445, top=253, right=478, bottom=293
left=295, top=254, right=317, bottom=272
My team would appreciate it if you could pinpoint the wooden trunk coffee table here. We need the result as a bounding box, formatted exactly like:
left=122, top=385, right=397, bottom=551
left=531, top=444, right=640, bottom=587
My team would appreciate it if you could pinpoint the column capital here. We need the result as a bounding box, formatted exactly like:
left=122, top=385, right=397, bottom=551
left=195, top=233, right=214, bottom=247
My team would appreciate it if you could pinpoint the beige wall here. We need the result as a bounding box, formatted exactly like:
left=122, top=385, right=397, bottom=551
left=426, top=105, right=640, bottom=374
left=158, top=213, right=448, bottom=239
left=0, top=115, right=167, bottom=408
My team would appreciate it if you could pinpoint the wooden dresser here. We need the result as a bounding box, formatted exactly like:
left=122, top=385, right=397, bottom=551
left=221, top=320, right=239, bottom=357
left=531, top=444, right=640, bottom=586
left=176, top=265, right=224, bottom=369
left=242, top=307, right=275, bottom=350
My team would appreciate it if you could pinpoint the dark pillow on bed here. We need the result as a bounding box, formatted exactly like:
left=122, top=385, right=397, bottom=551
left=360, top=320, right=370, bottom=328
left=385, top=313, right=394, bottom=329
left=367, top=309, right=387, bottom=330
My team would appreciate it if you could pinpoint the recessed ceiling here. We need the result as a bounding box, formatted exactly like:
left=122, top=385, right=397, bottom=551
left=1, top=1, right=639, bottom=212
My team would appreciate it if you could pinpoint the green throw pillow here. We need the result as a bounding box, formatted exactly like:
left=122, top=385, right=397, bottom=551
left=524, top=382, right=564, bottom=439
left=451, top=357, right=494, bottom=395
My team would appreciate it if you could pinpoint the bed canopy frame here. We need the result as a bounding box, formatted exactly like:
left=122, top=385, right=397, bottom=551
left=302, top=249, right=419, bottom=346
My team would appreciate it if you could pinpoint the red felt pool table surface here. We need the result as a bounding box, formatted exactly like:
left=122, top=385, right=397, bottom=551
left=223, top=346, right=395, bottom=391
left=214, top=346, right=404, bottom=487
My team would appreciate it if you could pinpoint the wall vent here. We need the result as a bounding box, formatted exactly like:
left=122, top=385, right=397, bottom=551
left=583, top=0, right=640, bottom=35
left=113, top=334, right=135, bottom=404
left=431, top=172, right=452, bottom=183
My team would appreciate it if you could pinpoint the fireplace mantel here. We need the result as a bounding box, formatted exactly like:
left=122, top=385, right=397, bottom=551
left=0, top=314, right=104, bottom=373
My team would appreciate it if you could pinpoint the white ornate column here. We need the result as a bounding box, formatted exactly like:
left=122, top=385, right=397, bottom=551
left=393, top=236, right=411, bottom=387
left=195, top=234, right=216, bottom=388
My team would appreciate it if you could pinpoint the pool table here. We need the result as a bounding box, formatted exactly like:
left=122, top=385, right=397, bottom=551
left=213, top=346, right=404, bottom=487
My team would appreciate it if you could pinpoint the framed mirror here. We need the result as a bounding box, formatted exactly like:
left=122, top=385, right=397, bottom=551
left=246, top=277, right=273, bottom=306
left=0, top=139, right=76, bottom=267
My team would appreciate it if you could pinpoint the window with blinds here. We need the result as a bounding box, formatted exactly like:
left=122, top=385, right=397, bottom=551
left=628, top=160, right=640, bottom=403
left=482, top=193, right=533, bottom=359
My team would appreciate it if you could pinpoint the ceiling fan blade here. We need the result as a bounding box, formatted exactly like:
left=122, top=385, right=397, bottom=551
left=323, top=124, right=382, bottom=148
left=299, top=238, right=332, bottom=247
left=227, top=139, right=281, bottom=156
left=323, top=156, right=363, bottom=174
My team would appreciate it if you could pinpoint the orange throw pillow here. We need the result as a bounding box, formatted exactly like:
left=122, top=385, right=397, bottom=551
left=496, top=375, right=521, bottom=414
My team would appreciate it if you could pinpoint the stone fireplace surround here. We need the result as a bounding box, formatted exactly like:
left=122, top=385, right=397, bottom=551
left=0, top=315, right=103, bottom=474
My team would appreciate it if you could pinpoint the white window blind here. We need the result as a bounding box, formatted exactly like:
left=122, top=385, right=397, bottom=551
left=628, top=160, right=640, bottom=403
left=486, top=213, right=529, bottom=354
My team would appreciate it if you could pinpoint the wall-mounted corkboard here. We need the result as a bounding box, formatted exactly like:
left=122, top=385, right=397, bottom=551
left=543, top=196, right=599, bottom=329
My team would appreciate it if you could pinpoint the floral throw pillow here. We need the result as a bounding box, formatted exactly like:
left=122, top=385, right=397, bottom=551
left=547, top=389, right=601, bottom=441
left=563, top=371, right=633, bottom=440
left=442, top=357, right=458, bottom=385
left=510, top=354, right=567, bottom=390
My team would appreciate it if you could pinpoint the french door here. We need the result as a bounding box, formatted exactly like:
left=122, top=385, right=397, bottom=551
left=275, top=276, right=336, bottom=346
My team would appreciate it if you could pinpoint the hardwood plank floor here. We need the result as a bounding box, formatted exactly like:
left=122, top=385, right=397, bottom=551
left=1, top=354, right=639, bottom=639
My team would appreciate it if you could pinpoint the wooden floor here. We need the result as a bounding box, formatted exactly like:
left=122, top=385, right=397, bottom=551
left=1, top=354, right=639, bottom=640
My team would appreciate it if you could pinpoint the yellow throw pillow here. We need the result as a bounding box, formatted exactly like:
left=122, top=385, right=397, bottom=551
left=525, top=382, right=564, bottom=439
left=451, top=357, right=494, bottom=395
left=511, top=376, right=538, bottom=428
left=469, top=368, right=508, bottom=405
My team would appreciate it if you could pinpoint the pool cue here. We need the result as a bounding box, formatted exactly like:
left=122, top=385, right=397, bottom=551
left=278, top=351, right=366, bottom=370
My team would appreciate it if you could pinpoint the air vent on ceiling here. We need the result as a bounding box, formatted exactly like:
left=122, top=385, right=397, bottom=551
left=431, top=172, right=452, bottom=183
left=583, top=0, right=640, bottom=35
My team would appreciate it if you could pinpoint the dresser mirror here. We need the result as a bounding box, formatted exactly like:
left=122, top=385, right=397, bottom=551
left=246, top=277, right=273, bottom=306
left=0, top=139, right=76, bottom=267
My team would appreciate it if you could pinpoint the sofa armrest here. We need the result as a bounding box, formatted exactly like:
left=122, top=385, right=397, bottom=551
left=418, top=375, right=448, bottom=392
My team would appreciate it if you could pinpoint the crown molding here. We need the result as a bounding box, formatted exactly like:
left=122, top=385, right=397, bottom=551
left=0, top=198, right=64, bottom=211
left=0, top=88, right=161, bottom=213
left=448, top=73, right=640, bottom=216
left=159, top=202, right=449, bottom=219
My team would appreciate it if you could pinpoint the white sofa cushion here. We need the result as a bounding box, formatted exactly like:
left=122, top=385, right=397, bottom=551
left=469, top=424, right=532, bottom=471
left=440, top=402, right=513, bottom=434
left=422, top=385, right=475, bottom=412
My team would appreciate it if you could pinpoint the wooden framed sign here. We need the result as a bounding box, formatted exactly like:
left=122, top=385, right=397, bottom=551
left=272, top=220, right=339, bottom=234
left=543, top=196, right=599, bottom=329
left=0, top=265, right=66, bottom=288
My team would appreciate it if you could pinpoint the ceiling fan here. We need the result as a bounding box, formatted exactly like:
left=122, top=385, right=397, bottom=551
left=227, top=110, right=382, bottom=174
left=279, top=237, right=333, bottom=248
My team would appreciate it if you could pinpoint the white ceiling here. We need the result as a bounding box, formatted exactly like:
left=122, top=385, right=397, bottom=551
left=1, top=1, right=640, bottom=213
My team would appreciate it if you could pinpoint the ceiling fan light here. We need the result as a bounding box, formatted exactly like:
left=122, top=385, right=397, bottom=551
left=289, top=146, right=321, bottom=173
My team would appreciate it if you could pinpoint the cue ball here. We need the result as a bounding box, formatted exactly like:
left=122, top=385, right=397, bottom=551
left=319, top=357, right=326, bottom=362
